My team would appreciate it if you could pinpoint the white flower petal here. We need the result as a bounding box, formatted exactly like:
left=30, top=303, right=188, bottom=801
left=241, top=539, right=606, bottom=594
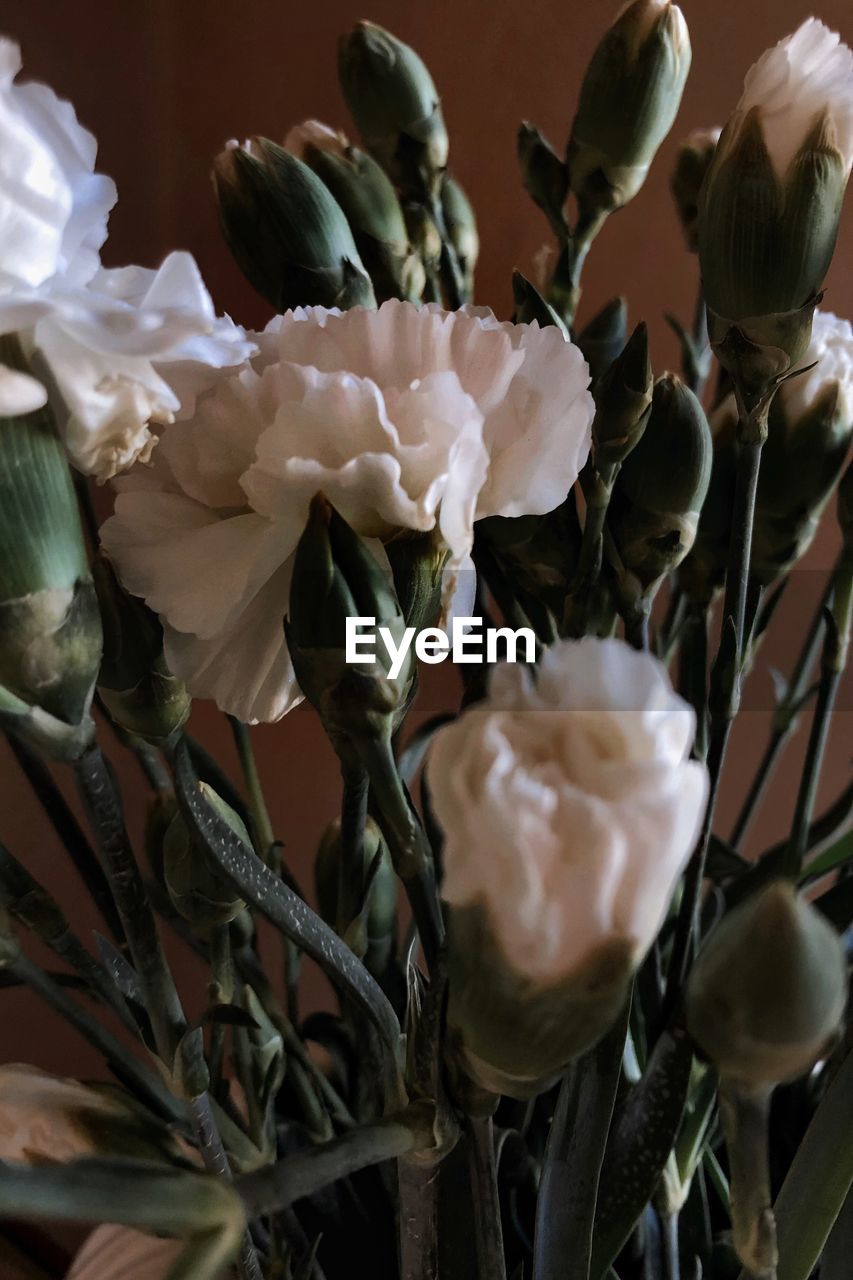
left=0, top=362, right=47, bottom=414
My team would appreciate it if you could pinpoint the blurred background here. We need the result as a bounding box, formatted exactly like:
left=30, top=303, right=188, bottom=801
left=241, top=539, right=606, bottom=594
left=0, top=0, right=850, bottom=1089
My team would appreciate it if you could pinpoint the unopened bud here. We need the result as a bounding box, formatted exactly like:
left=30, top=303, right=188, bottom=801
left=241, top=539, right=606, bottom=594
left=441, top=174, right=479, bottom=298
left=338, top=22, right=449, bottom=200
left=163, top=788, right=246, bottom=932
left=93, top=555, right=190, bottom=744
left=608, top=372, right=710, bottom=588
left=568, top=1, right=692, bottom=214
left=670, top=126, right=720, bottom=251
left=687, top=882, right=846, bottom=1087
left=511, top=271, right=569, bottom=336
left=212, top=137, right=375, bottom=312
left=286, top=495, right=414, bottom=739
left=593, top=320, right=653, bottom=469
left=315, top=815, right=397, bottom=975
left=578, top=297, right=629, bottom=384
left=288, top=122, right=425, bottom=304
left=517, top=123, right=568, bottom=232
left=0, top=338, right=100, bottom=756
left=403, top=203, right=442, bottom=278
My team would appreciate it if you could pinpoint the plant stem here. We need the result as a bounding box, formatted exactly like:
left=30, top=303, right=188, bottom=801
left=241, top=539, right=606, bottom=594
left=534, top=998, right=630, bottom=1280
left=227, top=718, right=276, bottom=866
left=189, top=1091, right=263, bottom=1280
left=719, top=1080, right=777, bottom=1278
left=74, top=742, right=185, bottom=1064
left=355, top=731, right=444, bottom=972
left=7, top=951, right=185, bottom=1125
left=665, top=401, right=768, bottom=1004
left=398, top=1158, right=439, bottom=1280
left=236, top=1103, right=436, bottom=1218
left=7, top=733, right=124, bottom=943
left=338, top=762, right=369, bottom=936
left=730, top=566, right=833, bottom=847
left=467, top=1116, right=507, bottom=1280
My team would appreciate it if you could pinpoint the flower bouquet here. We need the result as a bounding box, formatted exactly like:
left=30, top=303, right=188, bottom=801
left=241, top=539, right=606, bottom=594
left=0, top=5, right=851, bottom=1280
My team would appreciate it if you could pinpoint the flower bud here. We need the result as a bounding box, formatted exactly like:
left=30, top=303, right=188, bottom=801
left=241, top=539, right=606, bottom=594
left=592, top=320, right=653, bottom=470
left=0, top=338, right=100, bottom=755
left=608, top=372, right=712, bottom=588
left=286, top=494, right=414, bottom=739
left=568, top=1, right=692, bottom=214
left=441, top=174, right=479, bottom=298
left=338, top=22, right=449, bottom=200
left=287, top=121, right=425, bottom=304
left=511, top=270, right=569, bottom=336
left=315, top=814, right=397, bottom=976
left=428, top=638, right=707, bottom=1098
left=699, top=22, right=853, bottom=399
left=577, top=297, right=628, bottom=384
left=687, top=881, right=847, bottom=1087
left=447, top=903, right=634, bottom=1098
left=478, top=501, right=582, bottom=622
left=403, top=203, right=442, bottom=278
left=93, top=555, right=190, bottom=744
left=212, top=137, right=375, bottom=312
left=517, top=123, right=568, bottom=232
left=162, top=787, right=246, bottom=932
left=670, top=126, right=719, bottom=252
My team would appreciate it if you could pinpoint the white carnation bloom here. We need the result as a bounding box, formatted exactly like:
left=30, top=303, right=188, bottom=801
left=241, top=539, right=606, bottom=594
left=733, top=18, right=853, bottom=179
left=102, top=300, right=594, bottom=724
left=780, top=309, right=853, bottom=424
left=0, top=38, right=115, bottom=292
left=0, top=40, right=254, bottom=477
left=427, top=638, right=708, bottom=983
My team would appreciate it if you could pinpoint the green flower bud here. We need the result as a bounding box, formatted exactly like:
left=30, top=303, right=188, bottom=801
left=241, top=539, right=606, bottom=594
left=243, top=986, right=286, bottom=1111
left=578, top=296, right=629, bottom=385
left=212, top=137, right=376, bottom=312
left=315, top=814, right=397, bottom=975
left=286, top=494, right=415, bottom=740
left=568, top=1, right=692, bottom=214
left=699, top=112, right=847, bottom=398
left=299, top=136, right=425, bottom=304
left=670, top=126, right=719, bottom=252
left=338, top=22, right=449, bottom=200
left=517, top=123, right=568, bottom=233
left=0, top=338, right=100, bottom=757
left=477, top=498, right=583, bottom=622
left=592, top=320, right=653, bottom=469
left=511, top=270, right=569, bottom=336
left=608, top=372, right=711, bottom=588
left=441, top=174, right=479, bottom=298
left=403, top=202, right=443, bottom=277
left=687, top=881, right=847, bottom=1087
left=162, top=787, right=247, bottom=932
left=93, top=555, right=190, bottom=745
left=750, top=383, right=853, bottom=585
left=447, top=904, right=633, bottom=1099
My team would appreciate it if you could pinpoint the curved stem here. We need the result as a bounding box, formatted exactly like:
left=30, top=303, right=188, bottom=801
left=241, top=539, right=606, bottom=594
left=228, top=717, right=276, bottom=866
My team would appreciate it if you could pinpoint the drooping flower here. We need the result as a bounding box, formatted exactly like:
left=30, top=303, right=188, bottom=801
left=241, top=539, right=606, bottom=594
left=0, top=38, right=254, bottom=478
left=102, top=301, right=594, bottom=723
left=698, top=20, right=853, bottom=391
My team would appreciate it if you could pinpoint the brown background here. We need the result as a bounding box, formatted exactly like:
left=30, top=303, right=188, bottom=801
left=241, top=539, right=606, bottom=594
left=0, top=0, right=851, bottom=1081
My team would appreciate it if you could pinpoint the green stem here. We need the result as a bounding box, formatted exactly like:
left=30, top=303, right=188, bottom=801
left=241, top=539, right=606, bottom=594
left=730, top=566, right=833, bottom=847
left=338, top=762, right=369, bottom=936
left=782, top=668, right=840, bottom=879
left=534, top=998, right=630, bottom=1280
left=228, top=717, right=276, bottom=864
left=719, top=1080, right=777, bottom=1278
left=666, top=402, right=768, bottom=1004
left=189, top=1091, right=263, bottom=1280
left=7, top=733, right=123, bottom=943
left=236, top=1103, right=436, bottom=1218
left=565, top=463, right=618, bottom=639
left=399, top=1157, right=439, bottom=1280
left=467, top=1116, right=507, bottom=1280
left=74, top=742, right=185, bottom=1064
left=355, top=731, right=444, bottom=972
left=6, top=950, right=185, bottom=1126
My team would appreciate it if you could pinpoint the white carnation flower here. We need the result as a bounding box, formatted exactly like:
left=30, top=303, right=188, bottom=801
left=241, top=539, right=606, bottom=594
left=0, top=40, right=255, bottom=477
left=736, top=18, right=853, bottom=180
left=427, top=637, right=708, bottom=983
left=102, top=300, right=594, bottom=724
left=781, top=309, right=853, bottom=424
